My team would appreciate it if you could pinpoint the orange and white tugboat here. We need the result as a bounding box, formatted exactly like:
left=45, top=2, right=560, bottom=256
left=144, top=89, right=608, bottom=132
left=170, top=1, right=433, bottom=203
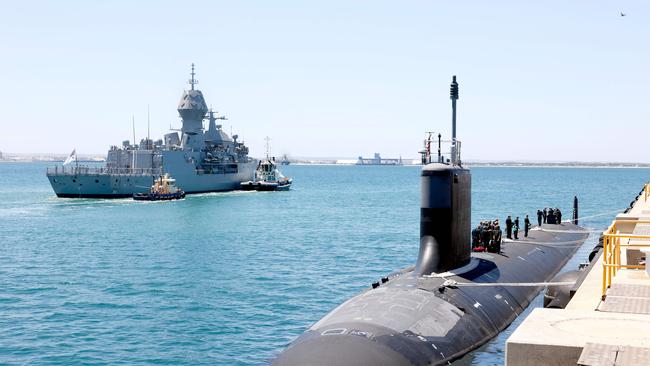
left=133, top=174, right=186, bottom=201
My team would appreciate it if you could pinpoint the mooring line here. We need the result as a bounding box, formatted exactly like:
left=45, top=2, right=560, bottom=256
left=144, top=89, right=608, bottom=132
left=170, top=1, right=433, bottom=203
left=478, top=209, right=623, bottom=229
left=503, top=237, right=587, bottom=245
left=563, top=209, right=624, bottom=222
left=442, top=279, right=574, bottom=288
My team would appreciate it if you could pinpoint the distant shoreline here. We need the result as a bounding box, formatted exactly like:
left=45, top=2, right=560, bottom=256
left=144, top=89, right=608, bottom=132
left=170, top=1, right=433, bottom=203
left=0, top=160, right=104, bottom=164
left=2, top=159, right=650, bottom=169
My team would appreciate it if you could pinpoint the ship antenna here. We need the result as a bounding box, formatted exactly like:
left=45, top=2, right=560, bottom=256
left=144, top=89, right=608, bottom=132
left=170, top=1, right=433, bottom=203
left=189, top=63, right=199, bottom=90
left=450, top=75, right=459, bottom=165
left=132, top=115, right=137, bottom=171
left=147, top=104, right=150, bottom=143
left=450, top=75, right=459, bottom=142
left=265, top=136, right=270, bottom=159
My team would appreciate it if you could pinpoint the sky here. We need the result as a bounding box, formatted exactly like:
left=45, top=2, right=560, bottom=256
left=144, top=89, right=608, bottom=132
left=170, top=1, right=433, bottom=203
left=0, top=1, right=648, bottom=162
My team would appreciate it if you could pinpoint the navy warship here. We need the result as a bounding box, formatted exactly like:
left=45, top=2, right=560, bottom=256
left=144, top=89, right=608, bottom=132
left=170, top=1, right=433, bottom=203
left=273, top=76, right=589, bottom=365
left=46, top=65, right=256, bottom=198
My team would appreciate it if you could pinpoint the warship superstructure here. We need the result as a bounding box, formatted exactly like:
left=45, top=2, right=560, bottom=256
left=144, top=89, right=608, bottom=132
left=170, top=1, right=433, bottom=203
left=46, top=65, right=256, bottom=198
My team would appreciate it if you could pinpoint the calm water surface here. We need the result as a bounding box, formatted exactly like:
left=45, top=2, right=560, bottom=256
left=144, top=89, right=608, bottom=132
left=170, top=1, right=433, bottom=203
left=1, top=163, right=648, bottom=365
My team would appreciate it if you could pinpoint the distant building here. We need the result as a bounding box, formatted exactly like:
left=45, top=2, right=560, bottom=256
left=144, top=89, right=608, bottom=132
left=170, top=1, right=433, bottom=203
left=356, top=153, right=402, bottom=166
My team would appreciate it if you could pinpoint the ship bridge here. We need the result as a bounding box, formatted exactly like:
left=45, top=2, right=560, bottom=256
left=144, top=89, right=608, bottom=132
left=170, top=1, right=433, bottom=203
left=204, top=109, right=234, bottom=147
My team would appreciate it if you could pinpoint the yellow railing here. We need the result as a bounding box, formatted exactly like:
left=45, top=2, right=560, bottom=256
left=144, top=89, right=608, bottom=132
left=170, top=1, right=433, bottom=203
left=645, top=182, right=650, bottom=202
left=602, top=219, right=650, bottom=297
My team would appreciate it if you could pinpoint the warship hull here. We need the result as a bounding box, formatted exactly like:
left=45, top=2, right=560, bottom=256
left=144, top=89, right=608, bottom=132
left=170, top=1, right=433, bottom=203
left=47, top=161, right=256, bottom=198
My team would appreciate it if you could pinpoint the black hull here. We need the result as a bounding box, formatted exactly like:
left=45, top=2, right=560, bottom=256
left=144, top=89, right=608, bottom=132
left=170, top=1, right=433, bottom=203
left=240, top=181, right=292, bottom=192
left=256, top=183, right=291, bottom=191
left=273, top=223, right=589, bottom=366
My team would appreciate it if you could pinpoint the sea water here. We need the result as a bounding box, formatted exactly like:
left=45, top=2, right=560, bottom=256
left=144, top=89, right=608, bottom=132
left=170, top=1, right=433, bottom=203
left=1, top=163, right=648, bottom=365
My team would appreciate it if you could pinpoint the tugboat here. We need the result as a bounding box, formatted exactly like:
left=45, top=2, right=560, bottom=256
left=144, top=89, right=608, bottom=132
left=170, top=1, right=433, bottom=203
left=133, top=174, right=186, bottom=201
left=240, top=138, right=292, bottom=191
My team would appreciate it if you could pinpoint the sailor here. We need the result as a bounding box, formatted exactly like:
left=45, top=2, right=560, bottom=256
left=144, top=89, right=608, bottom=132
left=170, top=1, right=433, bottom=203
left=514, top=217, right=520, bottom=240
left=543, top=208, right=548, bottom=224
left=524, top=215, right=531, bottom=237
left=513, top=222, right=519, bottom=240
left=537, top=209, right=543, bottom=226
left=548, top=208, right=556, bottom=224
left=472, top=225, right=481, bottom=248
left=557, top=208, right=562, bottom=224
left=493, top=224, right=502, bottom=253
left=505, top=216, right=513, bottom=239
left=481, top=224, right=491, bottom=249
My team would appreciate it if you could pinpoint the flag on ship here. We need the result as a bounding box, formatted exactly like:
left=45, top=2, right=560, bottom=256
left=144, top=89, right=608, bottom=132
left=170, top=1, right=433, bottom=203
left=63, top=149, right=77, bottom=166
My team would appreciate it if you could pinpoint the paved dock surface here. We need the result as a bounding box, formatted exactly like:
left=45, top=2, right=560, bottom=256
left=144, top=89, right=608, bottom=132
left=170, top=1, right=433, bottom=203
left=577, top=343, right=650, bottom=366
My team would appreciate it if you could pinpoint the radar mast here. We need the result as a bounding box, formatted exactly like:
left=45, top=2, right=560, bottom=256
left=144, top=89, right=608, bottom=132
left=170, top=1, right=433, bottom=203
left=188, top=63, right=199, bottom=91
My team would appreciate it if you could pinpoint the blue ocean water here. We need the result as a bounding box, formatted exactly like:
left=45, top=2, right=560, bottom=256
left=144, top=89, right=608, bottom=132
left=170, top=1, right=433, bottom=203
left=0, top=163, right=648, bottom=365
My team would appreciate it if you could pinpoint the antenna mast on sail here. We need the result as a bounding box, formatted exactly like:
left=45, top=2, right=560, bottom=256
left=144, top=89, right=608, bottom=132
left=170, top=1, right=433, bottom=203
left=450, top=75, right=460, bottom=165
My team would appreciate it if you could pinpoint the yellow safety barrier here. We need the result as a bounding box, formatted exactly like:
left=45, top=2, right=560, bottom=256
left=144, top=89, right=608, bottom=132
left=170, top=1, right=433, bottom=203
left=601, top=219, right=650, bottom=298
left=645, top=182, right=650, bottom=202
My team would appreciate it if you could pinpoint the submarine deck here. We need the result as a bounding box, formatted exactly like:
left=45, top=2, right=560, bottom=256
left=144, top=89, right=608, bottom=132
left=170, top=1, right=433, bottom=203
left=506, top=182, right=650, bottom=366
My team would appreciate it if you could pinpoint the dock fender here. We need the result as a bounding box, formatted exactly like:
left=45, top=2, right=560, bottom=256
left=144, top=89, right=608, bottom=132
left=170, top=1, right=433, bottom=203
left=543, top=270, right=579, bottom=309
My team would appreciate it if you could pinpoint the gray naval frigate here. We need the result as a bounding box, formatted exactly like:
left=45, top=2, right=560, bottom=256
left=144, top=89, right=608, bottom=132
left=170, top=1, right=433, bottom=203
left=46, top=65, right=256, bottom=198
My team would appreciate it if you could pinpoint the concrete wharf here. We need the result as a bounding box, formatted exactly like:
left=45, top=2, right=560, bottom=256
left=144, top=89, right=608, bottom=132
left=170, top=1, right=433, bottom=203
left=506, top=183, right=650, bottom=365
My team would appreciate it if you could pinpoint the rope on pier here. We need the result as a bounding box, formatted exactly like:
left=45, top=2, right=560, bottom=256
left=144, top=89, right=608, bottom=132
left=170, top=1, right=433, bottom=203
left=441, top=279, right=575, bottom=288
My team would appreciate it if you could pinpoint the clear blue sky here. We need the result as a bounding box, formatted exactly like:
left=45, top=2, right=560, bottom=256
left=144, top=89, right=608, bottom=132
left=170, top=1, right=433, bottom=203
left=1, top=1, right=648, bottom=161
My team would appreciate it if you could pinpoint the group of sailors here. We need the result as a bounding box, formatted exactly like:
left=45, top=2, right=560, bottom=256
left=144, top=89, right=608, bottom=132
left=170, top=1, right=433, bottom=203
left=471, top=220, right=502, bottom=253
left=472, top=208, right=564, bottom=254
left=504, top=215, right=532, bottom=240
left=536, top=207, right=563, bottom=226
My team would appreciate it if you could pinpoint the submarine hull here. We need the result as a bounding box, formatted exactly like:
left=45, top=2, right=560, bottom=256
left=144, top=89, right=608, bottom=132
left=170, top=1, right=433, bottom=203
left=273, top=223, right=588, bottom=366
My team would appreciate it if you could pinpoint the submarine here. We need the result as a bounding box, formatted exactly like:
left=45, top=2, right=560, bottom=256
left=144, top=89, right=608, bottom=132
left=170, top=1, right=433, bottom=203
left=273, top=76, right=589, bottom=366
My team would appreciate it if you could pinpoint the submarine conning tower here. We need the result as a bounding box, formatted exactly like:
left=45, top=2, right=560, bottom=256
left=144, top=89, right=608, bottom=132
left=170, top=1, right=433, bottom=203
left=177, top=63, right=208, bottom=150
left=415, top=75, right=471, bottom=276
